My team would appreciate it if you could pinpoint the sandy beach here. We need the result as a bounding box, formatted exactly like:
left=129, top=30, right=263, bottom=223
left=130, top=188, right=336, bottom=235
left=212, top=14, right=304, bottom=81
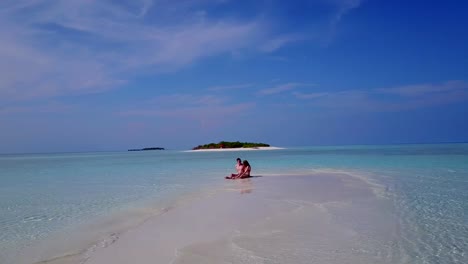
left=183, top=146, right=285, bottom=152
left=52, top=172, right=398, bottom=264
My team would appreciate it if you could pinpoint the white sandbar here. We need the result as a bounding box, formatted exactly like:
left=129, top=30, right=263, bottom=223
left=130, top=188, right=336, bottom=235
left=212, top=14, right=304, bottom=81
left=69, top=172, right=399, bottom=264
left=183, top=146, right=284, bottom=152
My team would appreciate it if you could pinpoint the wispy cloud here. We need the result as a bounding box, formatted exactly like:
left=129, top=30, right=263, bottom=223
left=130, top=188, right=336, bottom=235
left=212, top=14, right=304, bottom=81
left=0, top=0, right=261, bottom=101
left=122, top=102, right=253, bottom=118
left=258, top=82, right=314, bottom=95
left=259, top=34, right=304, bottom=53
left=148, top=94, right=228, bottom=106
left=375, top=80, right=467, bottom=97
left=322, top=0, right=363, bottom=44
left=330, top=0, right=363, bottom=25
left=294, top=80, right=468, bottom=111
left=206, top=83, right=253, bottom=91
left=138, top=0, right=153, bottom=17
left=293, top=91, right=329, bottom=99
left=0, top=0, right=361, bottom=103
left=119, top=92, right=255, bottom=128
left=0, top=101, right=76, bottom=115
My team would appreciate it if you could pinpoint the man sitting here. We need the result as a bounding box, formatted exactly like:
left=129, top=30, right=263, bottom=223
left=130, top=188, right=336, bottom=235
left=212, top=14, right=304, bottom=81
left=226, top=160, right=251, bottom=179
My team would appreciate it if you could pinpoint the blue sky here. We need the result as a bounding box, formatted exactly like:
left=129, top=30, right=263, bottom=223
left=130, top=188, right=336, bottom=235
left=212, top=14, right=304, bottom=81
left=1, top=0, right=467, bottom=153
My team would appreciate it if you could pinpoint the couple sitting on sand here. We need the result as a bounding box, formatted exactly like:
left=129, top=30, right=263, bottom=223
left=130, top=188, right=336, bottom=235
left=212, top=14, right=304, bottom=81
left=225, top=158, right=251, bottom=179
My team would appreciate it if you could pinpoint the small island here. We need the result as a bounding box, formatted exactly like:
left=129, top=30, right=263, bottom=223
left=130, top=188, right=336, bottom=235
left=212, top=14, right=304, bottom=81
left=192, top=141, right=270, bottom=150
left=128, top=147, right=165, bottom=151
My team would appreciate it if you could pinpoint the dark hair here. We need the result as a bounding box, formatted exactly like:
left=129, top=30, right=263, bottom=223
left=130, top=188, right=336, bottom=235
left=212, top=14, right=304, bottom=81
left=236, top=158, right=241, bottom=162
left=243, top=160, right=250, bottom=167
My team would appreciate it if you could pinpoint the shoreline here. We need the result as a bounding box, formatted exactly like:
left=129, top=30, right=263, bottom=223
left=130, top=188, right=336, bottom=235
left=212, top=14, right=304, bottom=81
left=30, top=171, right=397, bottom=264
left=183, top=146, right=285, bottom=152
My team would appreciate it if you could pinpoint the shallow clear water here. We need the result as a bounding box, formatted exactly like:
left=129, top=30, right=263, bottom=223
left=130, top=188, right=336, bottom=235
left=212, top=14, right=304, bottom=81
left=1, top=144, right=467, bottom=263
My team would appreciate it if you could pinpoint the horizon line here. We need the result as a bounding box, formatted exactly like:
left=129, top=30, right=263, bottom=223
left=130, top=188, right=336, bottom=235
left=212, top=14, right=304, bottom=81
left=1, top=141, right=467, bottom=155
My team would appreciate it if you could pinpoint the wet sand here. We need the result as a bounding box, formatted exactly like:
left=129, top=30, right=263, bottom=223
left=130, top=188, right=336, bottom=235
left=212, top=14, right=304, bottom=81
left=80, top=173, right=400, bottom=264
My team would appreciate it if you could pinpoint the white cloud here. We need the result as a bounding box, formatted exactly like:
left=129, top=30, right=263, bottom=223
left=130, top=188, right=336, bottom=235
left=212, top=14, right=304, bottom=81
left=259, top=34, right=304, bottom=53
left=121, top=102, right=253, bottom=119
left=0, top=0, right=362, bottom=103
left=375, top=80, right=467, bottom=97
left=139, top=0, right=153, bottom=17
left=0, top=101, right=76, bottom=115
left=258, top=82, right=314, bottom=95
left=119, top=92, right=255, bottom=129
left=207, top=83, right=253, bottom=91
left=296, top=80, right=468, bottom=111
left=0, top=0, right=264, bottom=102
left=148, top=94, right=228, bottom=106
left=293, top=91, right=329, bottom=99
left=327, top=0, right=363, bottom=26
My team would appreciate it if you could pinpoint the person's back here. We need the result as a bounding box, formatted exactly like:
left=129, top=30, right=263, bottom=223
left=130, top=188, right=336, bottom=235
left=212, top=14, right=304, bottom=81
left=240, top=160, right=251, bottom=178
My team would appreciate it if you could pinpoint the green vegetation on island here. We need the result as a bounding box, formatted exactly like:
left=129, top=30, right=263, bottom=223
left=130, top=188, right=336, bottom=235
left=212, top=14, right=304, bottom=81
left=128, top=147, right=165, bottom=151
left=192, top=141, right=270, bottom=150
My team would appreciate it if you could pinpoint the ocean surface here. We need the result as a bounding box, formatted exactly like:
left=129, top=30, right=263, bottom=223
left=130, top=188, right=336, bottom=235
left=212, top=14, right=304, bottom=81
left=0, top=144, right=467, bottom=263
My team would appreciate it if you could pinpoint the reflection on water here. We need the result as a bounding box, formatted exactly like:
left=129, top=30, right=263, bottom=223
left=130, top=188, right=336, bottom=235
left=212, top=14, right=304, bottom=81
left=237, top=179, right=253, bottom=194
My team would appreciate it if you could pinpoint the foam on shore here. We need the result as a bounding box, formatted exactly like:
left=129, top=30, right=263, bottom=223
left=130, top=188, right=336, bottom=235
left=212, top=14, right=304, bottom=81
left=67, top=172, right=401, bottom=264
left=182, top=146, right=284, bottom=152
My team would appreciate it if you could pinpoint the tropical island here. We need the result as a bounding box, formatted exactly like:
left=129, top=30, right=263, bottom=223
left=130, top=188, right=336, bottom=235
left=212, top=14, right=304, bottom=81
left=192, top=141, right=270, bottom=150
left=128, top=147, right=165, bottom=151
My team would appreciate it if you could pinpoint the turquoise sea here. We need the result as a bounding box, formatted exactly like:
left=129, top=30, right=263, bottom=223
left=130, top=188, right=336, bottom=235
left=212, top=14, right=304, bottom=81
left=1, top=144, right=467, bottom=263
